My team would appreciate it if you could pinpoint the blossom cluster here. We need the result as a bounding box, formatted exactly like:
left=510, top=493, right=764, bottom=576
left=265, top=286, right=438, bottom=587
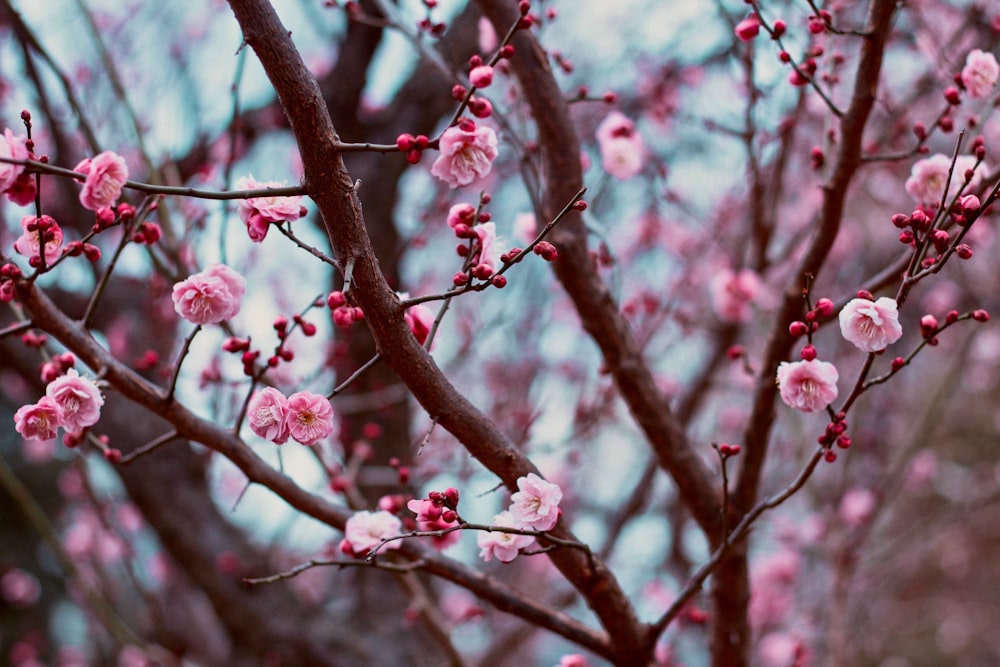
left=477, top=472, right=563, bottom=563
left=171, top=264, right=246, bottom=325
left=14, top=369, right=104, bottom=442
left=595, top=111, right=646, bottom=180
left=246, top=387, right=334, bottom=446
left=75, top=151, right=129, bottom=211
left=234, top=175, right=305, bottom=242
left=0, top=128, right=34, bottom=206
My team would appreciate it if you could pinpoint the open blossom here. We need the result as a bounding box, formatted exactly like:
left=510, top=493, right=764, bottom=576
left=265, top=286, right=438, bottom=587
left=344, top=510, right=402, bottom=554
left=234, top=175, right=303, bottom=242
left=709, top=268, right=762, bottom=323
left=473, top=221, right=503, bottom=276
left=904, top=154, right=987, bottom=205
left=595, top=112, right=646, bottom=180
left=431, top=121, right=499, bottom=189
left=509, top=472, right=562, bottom=531
left=14, top=397, right=64, bottom=441
left=171, top=263, right=246, bottom=325
left=446, top=203, right=476, bottom=229
left=46, top=369, right=104, bottom=433
left=477, top=511, right=536, bottom=563
left=404, top=303, right=435, bottom=346
left=961, top=49, right=999, bottom=99
left=285, top=391, right=334, bottom=445
left=13, top=215, right=64, bottom=265
left=776, top=359, right=839, bottom=413
left=839, top=296, right=903, bottom=352
left=247, top=387, right=290, bottom=444
left=0, top=128, right=28, bottom=192
left=75, top=151, right=128, bottom=210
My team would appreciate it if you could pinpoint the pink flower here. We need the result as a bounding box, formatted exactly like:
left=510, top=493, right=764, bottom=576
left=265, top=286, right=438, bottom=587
left=509, top=472, right=562, bottom=531
left=247, top=387, right=290, bottom=444
left=447, top=202, right=476, bottom=229
left=775, top=359, right=839, bottom=413
left=478, top=16, right=498, bottom=53
left=469, top=65, right=494, bottom=88
left=45, top=369, right=104, bottom=433
left=285, top=391, right=334, bottom=445
left=513, top=212, right=537, bottom=243
left=556, top=656, right=591, bottom=667
left=75, top=151, right=128, bottom=210
left=13, top=397, right=64, bottom=441
left=477, top=511, right=535, bottom=563
left=234, top=175, right=303, bottom=243
left=961, top=49, right=999, bottom=99
left=473, top=222, right=503, bottom=277
left=0, top=128, right=28, bottom=192
left=838, top=488, right=876, bottom=527
left=171, top=263, right=246, bottom=325
left=838, top=296, right=903, bottom=352
left=404, top=303, right=435, bottom=346
left=734, top=17, right=760, bottom=42
left=13, top=215, right=64, bottom=265
left=595, top=112, right=646, bottom=180
left=904, top=154, right=987, bottom=205
left=431, top=122, right=499, bottom=189
left=709, top=268, right=762, bottom=323
left=344, top=510, right=403, bottom=554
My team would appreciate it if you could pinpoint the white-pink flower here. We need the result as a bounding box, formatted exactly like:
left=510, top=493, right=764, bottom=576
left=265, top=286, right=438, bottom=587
left=13, top=396, right=64, bottom=441
left=171, top=263, right=246, bottom=325
left=473, top=221, right=503, bottom=276
left=75, top=151, right=128, bottom=211
left=509, top=472, right=562, bottom=531
left=477, top=511, right=535, bottom=563
left=344, top=510, right=403, bottom=554
left=595, top=112, right=646, bottom=180
left=285, top=391, right=334, bottom=446
left=247, top=387, right=290, bottom=444
left=775, top=359, right=839, bottom=413
left=838, top=296, right=903, bottom=352
left=0, top=128, right=28, bottom=192
left=45, top=369, right=104, bottom=433
left=431, top=122, right=499, bottom=189
left=13, top=215, right=64, bottom=265
left=446, top=202, right=476, bottom=230
left=709, top=268, right=763, bottom=323
left=961, top=49, right=999, bottom=99
left=234, top=175, right=303, bottom=243
left=838, top=488, right=877, bottom=527
left=904, top=154, right=987, bottom=205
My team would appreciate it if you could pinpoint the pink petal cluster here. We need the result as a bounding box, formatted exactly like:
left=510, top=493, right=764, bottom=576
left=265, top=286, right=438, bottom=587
left=13, top=215, right=64, bottom=265
left=171, top=263, right=246, bottom=325
left=709, top=268, right=763, bottom=323
left=246, top=387, right=291, bottom=444
left=13, top=370, right=104, bottom=440
left=477, top=511, right=536, bottom=563
left=247, top=388, right=333, bottom=446
left=75, top=151, right=128, bottom=211
left=343, top=510, right=403, bottom=554
left=775, top=359, right=839, bottom=413
left=904, top=154, right=987, bottom=205
left=234, top=175, right=304, bottom=242
left=0, top=128, right=28, bottom=192
left=447, top=202, right=476, bottom=230
left=509, top=472, right=563, bottom=531
left=595, top=112, right=646, bottom=180
left=405, top=498, right=461, bottom=550
left=961, top=49, right=1000, bottom=99
left=404, top=303, right=435, bottom=346
left=473, top=221, right=503, bottom=276
left=431, top=121, right=499, bottom=189
left=838, top=296, right=903, bottom=352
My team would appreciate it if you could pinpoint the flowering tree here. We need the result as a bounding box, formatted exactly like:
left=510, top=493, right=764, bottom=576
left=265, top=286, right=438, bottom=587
left=2, top=1, right=1000, bottom=665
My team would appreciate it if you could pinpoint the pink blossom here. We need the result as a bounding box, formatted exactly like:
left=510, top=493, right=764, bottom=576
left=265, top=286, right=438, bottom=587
left=75, top=151, right=128, bottom=210
left=595, top=112, right=646, bottom=180
left=171, top=263, right=246, bottom=325
left=478, top=16, right=498, bottom=53
left=13, top=397, right=64, bottom=441
left=838, top=488, right=876, bottom=526
left=961, top=49, right=999, bottom=99
left=343, top=510, right=403, bottom=554
left=775, top=359, right=839, bottom=413
left=404, top=303, right=435, bottom=346
left=513, top=212, right=537, bottom=243
left=470, top=65, right=494, bottom=88
left=904, top=154, right=987, bottom=205
left=0, top=568, right=41, bottom=608
left=556, top=655, right=591, bottom=667
left=45, top=369, right=104, bottom=433
left=477, top=511, right=535, bottom=563
left=473, top=222, right=503, bottom=276
left=709, top=268, right=762, bottom=323
left=431, top=122, right=499, bottom=189
left=285, top=391, right=334, bottom=445
left=838, top=296, right=903, bottom=352
left=13, top=215, right=64, bottom=265
left=247, top=387, right=290, bottom=444
left=0, top=128, right=28, bottom=192
left=509, top=472, right=562, bottom=531
left=234, top=175, right=303, bottom=242
left=734, top=17, right=760, bottom=42
left=447, top=202, right=476, bottom=229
